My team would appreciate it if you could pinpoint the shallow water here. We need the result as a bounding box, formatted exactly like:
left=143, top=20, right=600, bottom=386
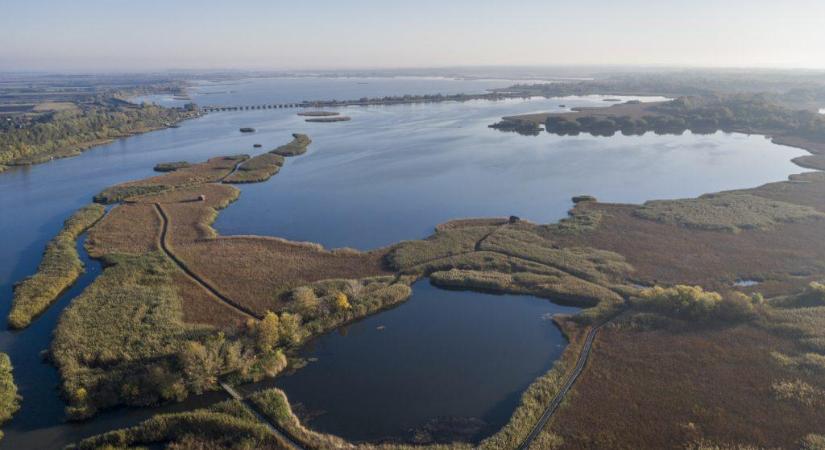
left=0, top=77, right=812, bottom=449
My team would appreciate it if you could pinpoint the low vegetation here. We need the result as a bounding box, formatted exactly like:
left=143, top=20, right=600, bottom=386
left=270, top=133, right=311, bottom=156
left=8, top=204, right=105, bottom=329
left=71, top=398, right=287, bottom=450
left=634, top=192, right=825, bottom=232
left=223, top=151, right=284, bottom=184
left=154, top=161, right=190, bottom=172
left=0, top=353, right=20, bottom=441
left=771, top=379, right=825, bottom=407
left=94, top=155, right=247, bottom=203
left=547, top=324, right=825, bottom=449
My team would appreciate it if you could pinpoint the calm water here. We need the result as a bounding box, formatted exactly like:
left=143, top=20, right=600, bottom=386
left=251, top=281, right=580, bottom=443
left=212, top=98, right=804, bottom=250
left=0, top=76, right=811, bottom=449
left=133, top=75, right=548, bottom=107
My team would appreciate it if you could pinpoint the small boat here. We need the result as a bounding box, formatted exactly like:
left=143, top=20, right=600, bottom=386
left=253, top=144, right=262, bottom=148
left=239, top=127, right=255, bottom=133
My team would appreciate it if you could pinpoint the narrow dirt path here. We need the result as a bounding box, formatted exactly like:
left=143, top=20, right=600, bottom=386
left=153, top=202, right=260, bottom=320
left=220, top=382, right=306, bottom=450
left=517, top=312, right=622, bottom=449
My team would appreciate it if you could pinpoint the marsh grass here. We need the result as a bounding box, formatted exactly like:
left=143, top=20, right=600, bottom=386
left=224, top=152, right=284, bottom=184
left=51, top=252, right=200, bottom=418
left=387, top=226, right=497, bottom=270
left=154, top=161, right=190, bottom=172
left=430, top=268, right=620, bottom=307
left=477, top=227, right=632, bottom=284
left=8, top=204, right=105, bottom=329
left=94, top=155, right=247, bottom=203
left=70, top=398, right=284, bottom=450
left=634, top=192, right=825, bottom=233
left=271, top=133, right=312, bottom=157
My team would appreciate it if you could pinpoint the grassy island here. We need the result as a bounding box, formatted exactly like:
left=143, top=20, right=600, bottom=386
left=305, top=116, right=351, bottom=123
left=0, top=353, right=20, bottom=441
left=270, top=133, right=312, bottom=156
left=154, top=161, right=191, bottom=172
left=8, top=204, right=105, bottom=329
left=222, top=134, right=312, bottom=184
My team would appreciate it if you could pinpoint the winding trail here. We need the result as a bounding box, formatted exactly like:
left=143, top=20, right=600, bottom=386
left=517, top=312, right=621, bottom=450
left=153, top=202, right=260, bottom=320
left=220, top=382, right=306, bottom=450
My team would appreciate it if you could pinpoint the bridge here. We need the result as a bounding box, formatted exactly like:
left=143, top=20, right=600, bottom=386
left=196, top=92, right=528, bottom=113
left=199, top=103, right=307, bottom=113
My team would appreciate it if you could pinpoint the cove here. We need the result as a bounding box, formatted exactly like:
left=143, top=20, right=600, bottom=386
left=253, top=280, right=580, bottom=444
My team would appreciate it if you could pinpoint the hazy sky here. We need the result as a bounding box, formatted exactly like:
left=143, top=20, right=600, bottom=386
left=2, top=0, right=825, bottom=71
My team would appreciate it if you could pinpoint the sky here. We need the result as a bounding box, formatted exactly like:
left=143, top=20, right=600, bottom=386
left=2, top=0, right=825, bottom=72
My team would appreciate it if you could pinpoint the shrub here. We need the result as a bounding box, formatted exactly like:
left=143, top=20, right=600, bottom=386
left=278, top=312, right=303, bottom=346
left=633, top=285, right=758, bottom=322
left=291, top=286, right=320, bottom=318
left=334, top=292, right=352, bottom=311
left=0, top=353, right=20, bottom=440
left=771, top=379, right=824, bottom=407
left=256, top=312, right=280, bottom=352
left=800, top=434, right=825, bottom=450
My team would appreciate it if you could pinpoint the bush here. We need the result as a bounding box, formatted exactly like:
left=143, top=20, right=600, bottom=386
left=633, top=285, right=758, bottom=321
left=0, top=353, right=20, bottom=440
left=255, top=312, right=280, bottom=352
left=771, top=379, right=824, bottom=407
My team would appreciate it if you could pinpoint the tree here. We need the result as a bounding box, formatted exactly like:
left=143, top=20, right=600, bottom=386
left=256, top=312, right=280, bottom=352
left=279, top=312, right=303, bottom=346
left=179, top=341, right=220, bottom=394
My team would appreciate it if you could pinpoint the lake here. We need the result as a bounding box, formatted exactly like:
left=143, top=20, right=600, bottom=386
left=248, top=281, right=580, bottom=444
left=0, top=76, right=810, bottom=449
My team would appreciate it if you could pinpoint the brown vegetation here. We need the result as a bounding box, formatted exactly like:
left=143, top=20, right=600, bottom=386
left=546, top=325, right=825, bottom=449
left=94, top=155, right=247, bottom=203
left=223, top=152, right=284, bottom=183
left=175, top=237, right=390, bottom=317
